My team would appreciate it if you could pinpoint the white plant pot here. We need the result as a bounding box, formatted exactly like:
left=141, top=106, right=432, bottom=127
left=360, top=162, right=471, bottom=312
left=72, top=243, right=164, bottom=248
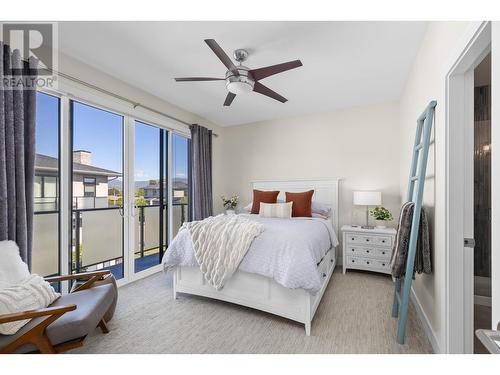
left=375, top=220, right=387, bottom=229
left=226, top=209, right=236, bottom=216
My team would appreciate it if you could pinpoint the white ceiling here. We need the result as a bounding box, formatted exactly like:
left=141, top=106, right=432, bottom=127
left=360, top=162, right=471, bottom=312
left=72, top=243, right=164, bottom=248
left=58, top=21, right=427, bottom=126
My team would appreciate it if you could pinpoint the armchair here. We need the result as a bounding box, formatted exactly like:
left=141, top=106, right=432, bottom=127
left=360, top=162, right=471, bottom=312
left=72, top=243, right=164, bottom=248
left=0, top=270, right=116, bottom=354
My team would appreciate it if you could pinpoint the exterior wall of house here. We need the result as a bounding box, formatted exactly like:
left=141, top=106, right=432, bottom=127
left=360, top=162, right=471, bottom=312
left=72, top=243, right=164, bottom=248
left=72, top=175, right=111, bottom=209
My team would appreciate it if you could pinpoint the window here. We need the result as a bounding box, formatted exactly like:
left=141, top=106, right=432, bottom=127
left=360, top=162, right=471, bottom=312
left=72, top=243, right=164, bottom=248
left=83, top=177, right=96, bottom=197
left=35, top=175, right=59, bottom=199
left=34, top=175, right=42, bottom=198
left=172, top=134, right=190, bottom=236
left=33, top=85, right=193, bottom=286
left=71, top=100, right=124, bottom=279
left=32, top=92, right=60, bottom=278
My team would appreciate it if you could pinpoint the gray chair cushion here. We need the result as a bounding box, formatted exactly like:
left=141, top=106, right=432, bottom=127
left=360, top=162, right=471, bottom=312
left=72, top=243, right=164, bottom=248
left=46, top=284, right=114, bottom=345
left=0, top=284, right=114, bottom=353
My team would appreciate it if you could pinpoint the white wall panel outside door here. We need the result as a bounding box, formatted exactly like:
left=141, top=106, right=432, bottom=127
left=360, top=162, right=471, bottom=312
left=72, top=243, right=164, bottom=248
left=491, top=21, right=500, bottom=330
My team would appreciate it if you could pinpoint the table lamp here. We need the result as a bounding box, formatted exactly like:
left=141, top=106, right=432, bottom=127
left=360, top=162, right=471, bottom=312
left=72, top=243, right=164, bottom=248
left=353, top=191, right=382, bottom=229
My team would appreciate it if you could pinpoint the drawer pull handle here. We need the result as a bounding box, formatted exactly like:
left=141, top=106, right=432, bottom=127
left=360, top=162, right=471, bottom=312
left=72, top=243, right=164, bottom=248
left=382, top=252, right=385, bottom=255
left=366, top=239, right=369, bottom=242
left=382, top=240, right=386, bottom=243
left=351, top=238, right=355, bottom=241
left=330, top=259, right=334, bottom=263
left=382, top=263, right=386, bottom=266
left=366, top=250, right=369, bottom=253
left=366, top=261, right=370, bottom=265
left=352, top=260, right=355, bottom=263
left=352, top=249, right=355, bottom=252
left=322, top=273, right=326, bottom=278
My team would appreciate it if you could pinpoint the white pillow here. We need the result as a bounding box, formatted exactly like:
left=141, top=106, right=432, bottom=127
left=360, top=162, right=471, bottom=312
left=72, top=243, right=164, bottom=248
left=259, top=202, right=293, bottom=219
left=244, top=199, right=285, bottom=213
left=0, top=241, right=30, bottom=290
left=0, top=274, right=60, bottom=335
left=246, top=200, right=331, bottom=217
left=311, top=202, right=332, bottom=218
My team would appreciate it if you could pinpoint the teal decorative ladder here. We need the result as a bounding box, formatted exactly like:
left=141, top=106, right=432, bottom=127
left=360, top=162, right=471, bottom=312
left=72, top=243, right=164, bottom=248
left=392, top=100, right=437, bottom=344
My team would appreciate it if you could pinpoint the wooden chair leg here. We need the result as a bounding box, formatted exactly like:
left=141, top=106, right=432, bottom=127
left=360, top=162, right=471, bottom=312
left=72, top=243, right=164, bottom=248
left=33, top=333, right=57, bottom=354
left=98, top=319, right=109, bottom=334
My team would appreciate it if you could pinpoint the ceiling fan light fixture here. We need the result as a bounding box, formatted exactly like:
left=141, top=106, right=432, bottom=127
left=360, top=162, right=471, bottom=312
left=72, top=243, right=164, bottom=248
left=226, top=80, right=254, bottom=95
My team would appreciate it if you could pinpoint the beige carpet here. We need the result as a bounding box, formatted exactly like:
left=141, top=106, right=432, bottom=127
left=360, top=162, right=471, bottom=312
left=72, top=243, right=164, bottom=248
left=71, top=269, right=432, bottom=354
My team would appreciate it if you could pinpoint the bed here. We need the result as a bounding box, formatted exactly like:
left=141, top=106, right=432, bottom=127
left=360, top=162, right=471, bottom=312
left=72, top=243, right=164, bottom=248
left=162, top=179, right=340, bottom=335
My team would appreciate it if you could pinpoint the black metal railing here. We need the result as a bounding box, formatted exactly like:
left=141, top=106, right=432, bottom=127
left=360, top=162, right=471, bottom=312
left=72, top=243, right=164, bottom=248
left=71, top=202, right=188, bottom=274
left=33, top=201, right=188, bottom=277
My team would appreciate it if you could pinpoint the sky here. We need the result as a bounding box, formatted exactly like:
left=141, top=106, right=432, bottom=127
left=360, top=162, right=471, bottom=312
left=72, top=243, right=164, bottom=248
left=35, top=92, right=189, bottom=183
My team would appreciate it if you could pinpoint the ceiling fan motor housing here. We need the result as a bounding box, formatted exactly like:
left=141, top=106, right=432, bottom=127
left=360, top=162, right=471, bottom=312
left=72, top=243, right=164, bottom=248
left=225, top=66, right=255, bottom=95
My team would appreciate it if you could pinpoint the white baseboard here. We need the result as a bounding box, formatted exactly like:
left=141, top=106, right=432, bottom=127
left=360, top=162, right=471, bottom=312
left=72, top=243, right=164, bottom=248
left=410, top=287, right=441, bottom=354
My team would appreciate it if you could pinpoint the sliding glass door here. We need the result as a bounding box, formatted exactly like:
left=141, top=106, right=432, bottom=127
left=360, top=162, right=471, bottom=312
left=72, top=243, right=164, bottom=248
left=133, top=121, right=167, bottom=273
left=172, top=134, right=190, bottom=236
left=33, top=90, right=191, bottom=286
left=71, top=101, right=124, bottom=279
left=33, top=92, right=60, bottom=279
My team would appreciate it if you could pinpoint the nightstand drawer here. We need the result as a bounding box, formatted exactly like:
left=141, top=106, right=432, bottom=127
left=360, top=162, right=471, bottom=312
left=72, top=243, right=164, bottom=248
left=346, top=234, right=373, bottom=245
left=347, top=256, right=391, bottom=273
left=347, top=256, right=375, bottom=268
left=346, top=234, right=392, bottom=247
left=346, top=246, right=391, bottom=260
left=374, top=236, right=392, bottom=247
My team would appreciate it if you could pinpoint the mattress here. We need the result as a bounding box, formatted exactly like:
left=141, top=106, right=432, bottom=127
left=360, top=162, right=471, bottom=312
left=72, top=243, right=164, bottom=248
left=162, top=214, right=339, bottom=293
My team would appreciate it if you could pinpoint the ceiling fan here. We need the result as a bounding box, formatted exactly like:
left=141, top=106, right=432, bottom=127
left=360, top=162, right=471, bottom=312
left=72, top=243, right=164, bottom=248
left=174, top=39, right=303, bottom=106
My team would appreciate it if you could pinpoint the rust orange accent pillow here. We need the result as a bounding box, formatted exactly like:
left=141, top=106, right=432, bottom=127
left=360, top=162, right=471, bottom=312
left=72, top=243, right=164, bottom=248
left=285, top=190, right=314, bottom=217
left=251, top=190, right=280, bottom=214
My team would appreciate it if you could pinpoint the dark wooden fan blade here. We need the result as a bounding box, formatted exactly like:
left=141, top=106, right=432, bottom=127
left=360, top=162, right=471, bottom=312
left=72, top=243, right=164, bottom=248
left=253, top=82, right=287, bottom=103
left=175, top=77, right=225, bottom=82
left=223, top=92, right=236, bottom=106
left=249, top=60, right=302, bottom=81
left=204, top=39, right=239, bottom=76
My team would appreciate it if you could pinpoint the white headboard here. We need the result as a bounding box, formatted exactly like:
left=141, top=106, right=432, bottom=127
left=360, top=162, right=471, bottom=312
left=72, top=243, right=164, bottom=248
left=252, top=179, right=341, bottom=236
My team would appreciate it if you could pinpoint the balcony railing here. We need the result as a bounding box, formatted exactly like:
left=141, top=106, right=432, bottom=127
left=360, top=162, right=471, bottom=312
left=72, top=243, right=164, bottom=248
left=32, top=202, right=189, bottom=279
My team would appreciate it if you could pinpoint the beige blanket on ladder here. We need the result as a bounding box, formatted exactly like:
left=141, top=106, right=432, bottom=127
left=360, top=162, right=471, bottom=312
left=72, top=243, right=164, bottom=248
left=185, top=214, right=264, bottom=290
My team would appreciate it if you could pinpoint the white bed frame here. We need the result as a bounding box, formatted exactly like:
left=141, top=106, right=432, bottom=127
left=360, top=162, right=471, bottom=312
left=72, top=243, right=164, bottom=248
left=173, top=179, right=341, bottom=335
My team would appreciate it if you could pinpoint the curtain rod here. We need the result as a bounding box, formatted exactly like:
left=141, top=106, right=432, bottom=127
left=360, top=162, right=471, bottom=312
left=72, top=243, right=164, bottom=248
left=51, top=69, right=219, bottom=137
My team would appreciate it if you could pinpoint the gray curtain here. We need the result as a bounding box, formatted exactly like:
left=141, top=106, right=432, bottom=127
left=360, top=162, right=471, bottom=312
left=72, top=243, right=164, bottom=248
left=190, top=124, right=213, bottom=220
left=0, top=42, right=37, bottom=268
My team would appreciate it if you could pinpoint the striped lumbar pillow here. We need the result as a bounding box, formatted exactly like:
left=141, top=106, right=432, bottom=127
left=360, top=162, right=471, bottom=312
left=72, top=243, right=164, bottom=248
left=259, top=202, right=293, bottom=219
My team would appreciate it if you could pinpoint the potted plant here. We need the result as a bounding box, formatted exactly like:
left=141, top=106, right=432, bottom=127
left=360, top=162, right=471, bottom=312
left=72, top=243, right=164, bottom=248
left=221, top=194, right=239, bottom=215
left=369, top=206, right=393, bottom=229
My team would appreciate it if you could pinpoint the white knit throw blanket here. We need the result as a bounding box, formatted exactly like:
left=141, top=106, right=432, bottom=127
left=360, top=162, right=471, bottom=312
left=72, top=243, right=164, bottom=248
left=0, top=274, right=60, bottom=335
left=185, top=214, right=264, bottom=290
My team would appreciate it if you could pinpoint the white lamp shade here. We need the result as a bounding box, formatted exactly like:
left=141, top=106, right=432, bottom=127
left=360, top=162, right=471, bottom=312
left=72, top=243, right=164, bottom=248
left=353, top=191, right=382, bottom=206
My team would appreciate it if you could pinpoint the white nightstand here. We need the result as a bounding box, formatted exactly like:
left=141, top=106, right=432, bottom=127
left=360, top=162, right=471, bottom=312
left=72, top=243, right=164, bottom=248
left=341, top=225, right=396, bottom=275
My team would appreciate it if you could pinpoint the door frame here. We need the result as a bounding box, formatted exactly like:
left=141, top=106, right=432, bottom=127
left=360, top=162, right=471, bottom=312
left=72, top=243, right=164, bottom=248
left=445, top=21, right=491, bottom=354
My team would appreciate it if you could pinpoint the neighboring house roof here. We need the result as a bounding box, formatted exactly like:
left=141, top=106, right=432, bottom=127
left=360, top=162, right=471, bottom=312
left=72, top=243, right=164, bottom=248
left=35, top=154, right=121, bottom=177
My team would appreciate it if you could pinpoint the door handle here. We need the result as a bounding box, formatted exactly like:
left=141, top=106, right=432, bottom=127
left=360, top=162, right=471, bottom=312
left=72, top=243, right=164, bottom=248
left=130, top=200, right=137, bottom=217
left=464, top=238, right=475, bottom=248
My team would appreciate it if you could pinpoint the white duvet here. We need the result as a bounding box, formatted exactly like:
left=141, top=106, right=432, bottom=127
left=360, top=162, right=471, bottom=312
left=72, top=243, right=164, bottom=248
left=162, top=214, right=339, bottom=294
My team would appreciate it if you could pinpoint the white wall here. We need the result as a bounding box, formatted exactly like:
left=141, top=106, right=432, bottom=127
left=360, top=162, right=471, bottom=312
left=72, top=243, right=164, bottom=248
left=398, top=21, right=472, bottom=352
left=220, top=102, right=401, bottom=261
left=57, top=53, right=226, bottom=213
